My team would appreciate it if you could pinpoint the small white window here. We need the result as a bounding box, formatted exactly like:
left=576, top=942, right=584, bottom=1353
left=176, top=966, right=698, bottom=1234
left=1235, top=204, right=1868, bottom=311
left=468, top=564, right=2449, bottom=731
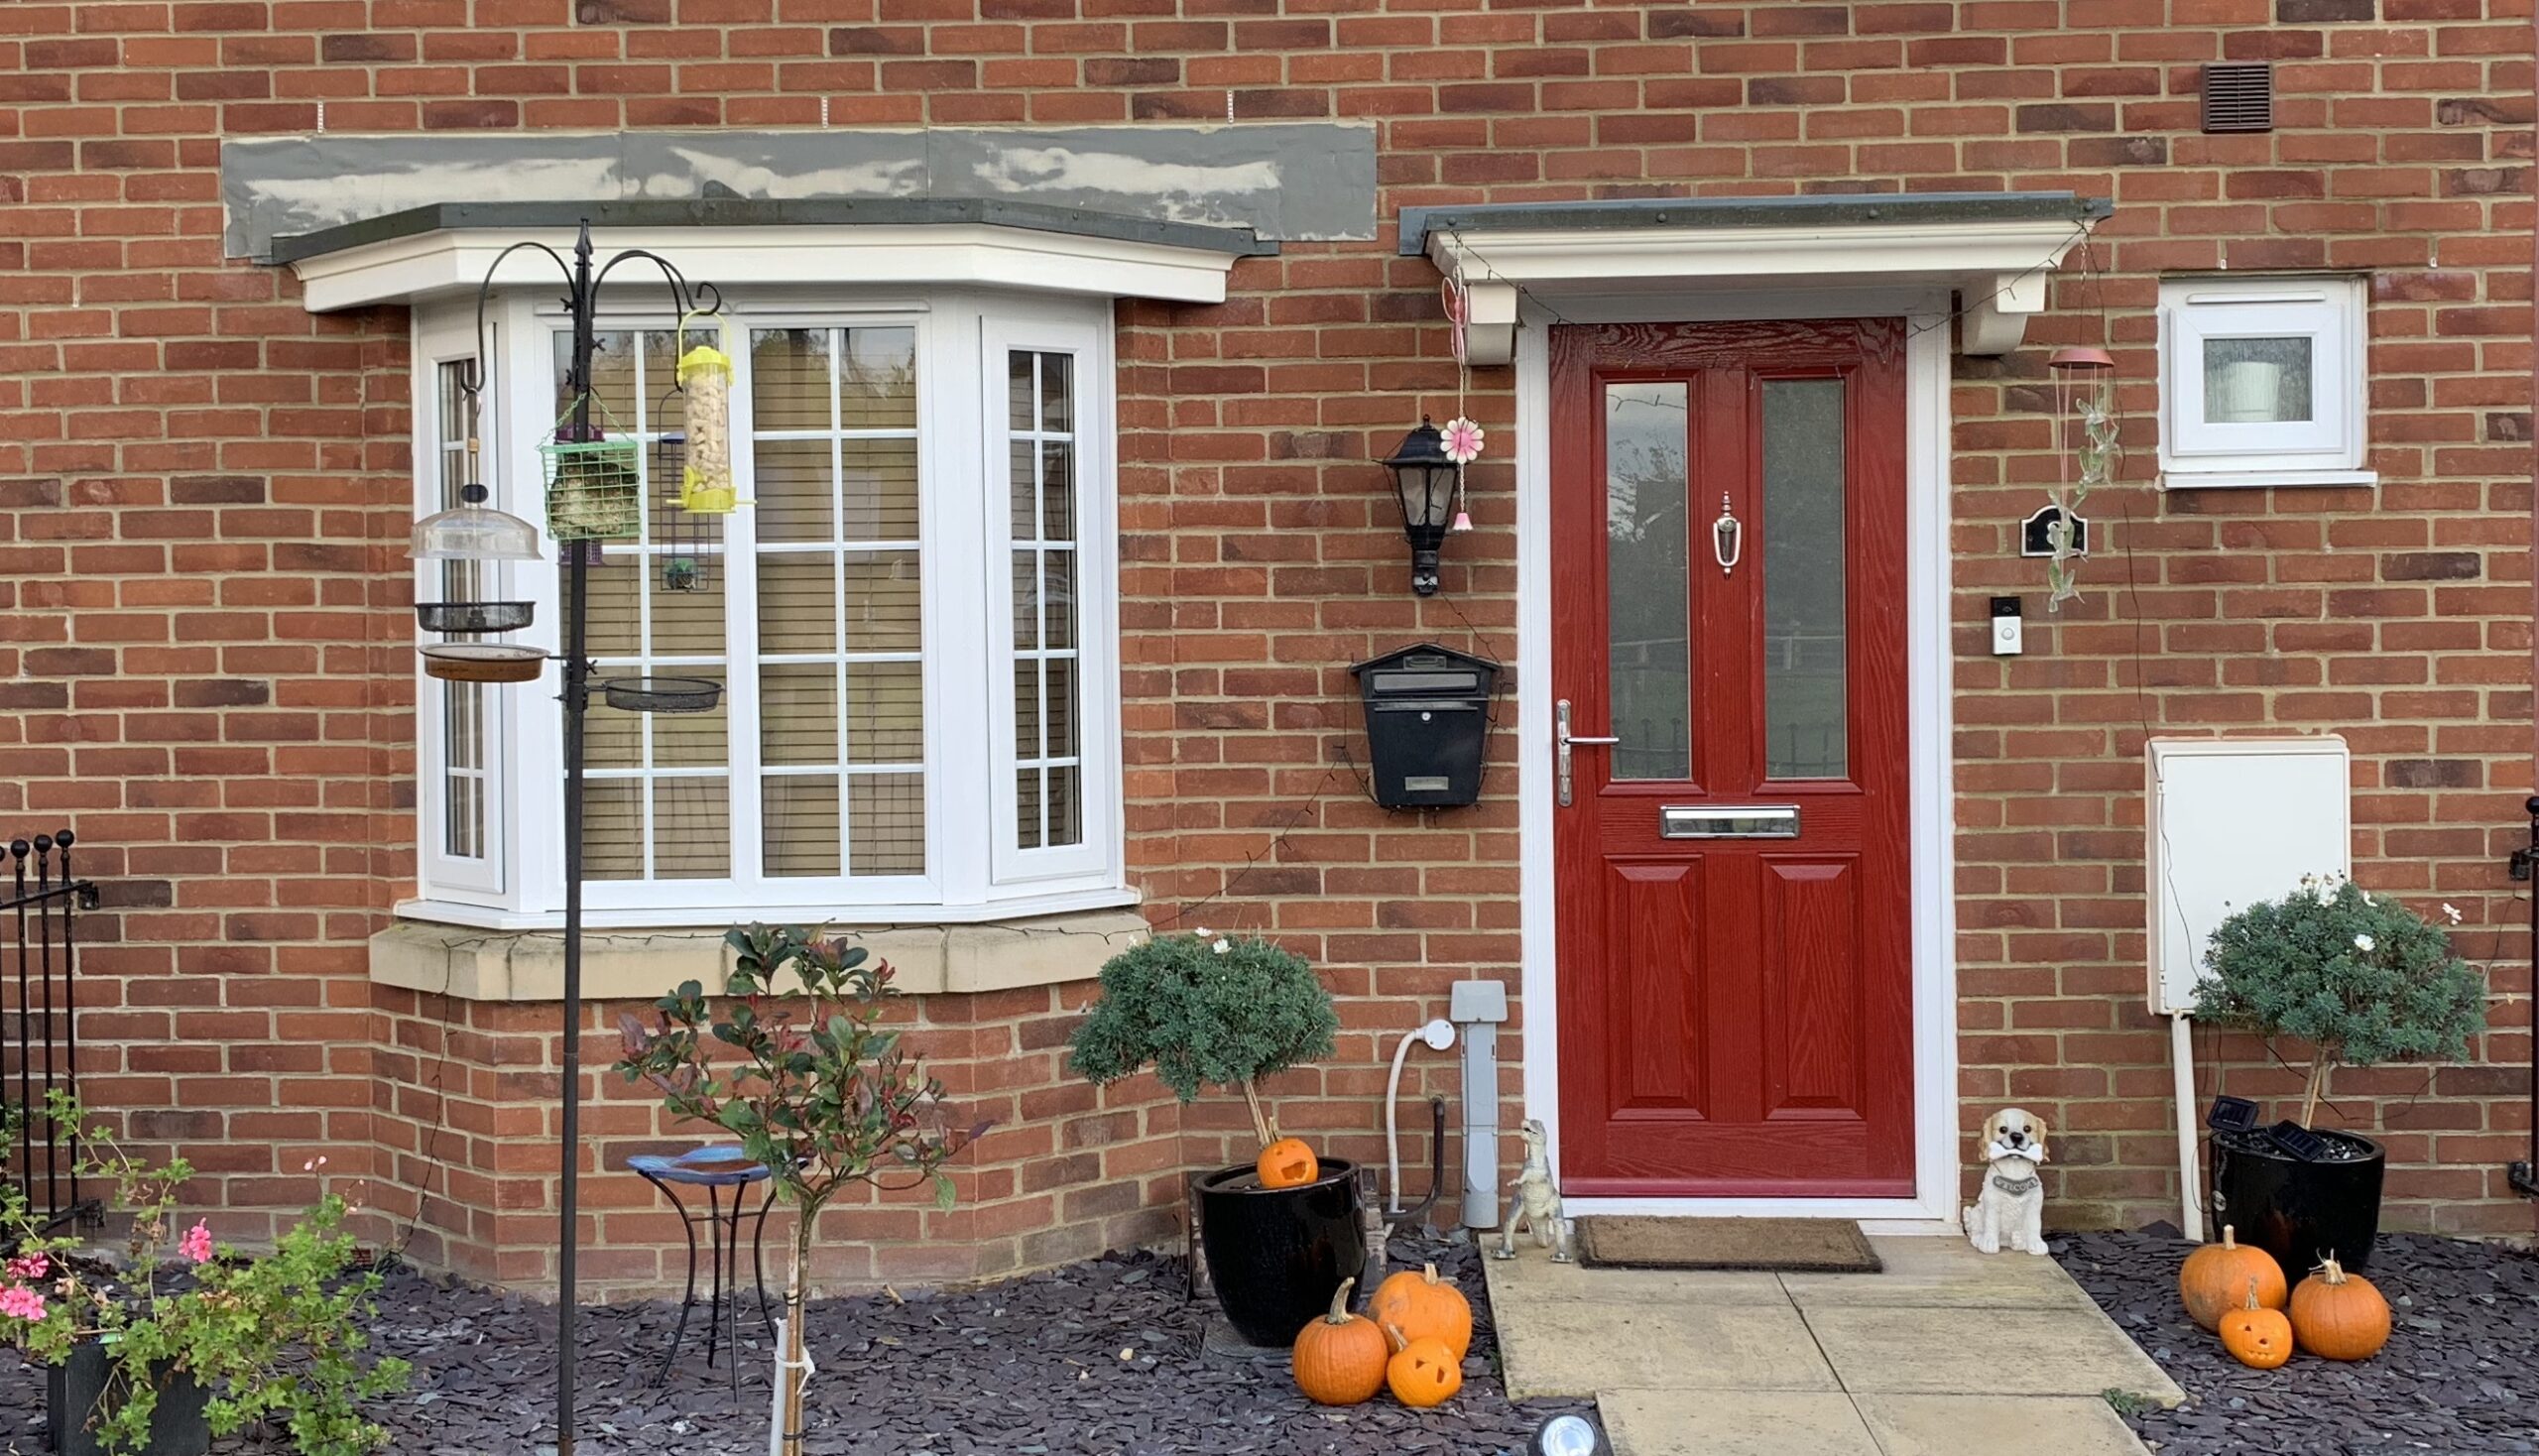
left=2158, top=275, right=2371, bottom=488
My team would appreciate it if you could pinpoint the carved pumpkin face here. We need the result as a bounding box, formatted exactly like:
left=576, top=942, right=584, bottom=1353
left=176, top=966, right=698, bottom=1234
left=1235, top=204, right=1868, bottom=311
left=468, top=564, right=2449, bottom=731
left=1256, top=1137, right=1319, bottom=1189
left=1384, top=1322, right=1464, bottom=1408
left=2220, top=1280, right=2295, bottom=1371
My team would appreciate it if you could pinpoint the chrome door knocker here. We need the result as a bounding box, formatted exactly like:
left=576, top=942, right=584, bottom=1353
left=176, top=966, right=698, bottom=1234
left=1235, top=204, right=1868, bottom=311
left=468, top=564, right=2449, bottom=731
left=1712, top=492, right=1742, bottom=576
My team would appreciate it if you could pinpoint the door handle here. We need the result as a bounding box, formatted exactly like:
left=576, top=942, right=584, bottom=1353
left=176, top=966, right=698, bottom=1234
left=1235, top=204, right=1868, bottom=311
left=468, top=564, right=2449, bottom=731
left=1555, top=698, right=1621, bottom=807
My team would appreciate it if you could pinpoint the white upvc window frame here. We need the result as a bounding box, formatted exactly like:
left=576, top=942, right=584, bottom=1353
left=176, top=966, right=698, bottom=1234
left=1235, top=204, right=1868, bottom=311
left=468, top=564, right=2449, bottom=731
left=403, top=286, right=1130, bottom=929
left=2158, top=274, right=2372, bottom=489
left=411, top=311, right=511, bottom=904
left=984, top=306, right=1122, bottom=889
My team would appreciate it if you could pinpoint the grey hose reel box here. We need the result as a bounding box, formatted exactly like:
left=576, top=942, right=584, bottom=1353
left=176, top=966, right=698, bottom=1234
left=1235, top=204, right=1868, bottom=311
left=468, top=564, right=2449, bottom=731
left=1350, top=643, right=1500, bottom=809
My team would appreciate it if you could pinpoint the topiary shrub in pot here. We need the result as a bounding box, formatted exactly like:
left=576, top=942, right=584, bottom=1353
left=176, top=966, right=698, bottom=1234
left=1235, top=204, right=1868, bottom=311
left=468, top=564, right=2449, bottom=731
left=2193, top=874, right=2484, bottom=1274
left=1067, top=928, right=1353, bottom=1348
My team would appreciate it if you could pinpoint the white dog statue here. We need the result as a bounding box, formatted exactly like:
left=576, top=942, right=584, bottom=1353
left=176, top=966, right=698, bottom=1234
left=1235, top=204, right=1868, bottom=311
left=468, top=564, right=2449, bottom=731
left=1495, top=1119, right=1573, bottom=1263
left=1961, top=1107, right=2051, bottom=1256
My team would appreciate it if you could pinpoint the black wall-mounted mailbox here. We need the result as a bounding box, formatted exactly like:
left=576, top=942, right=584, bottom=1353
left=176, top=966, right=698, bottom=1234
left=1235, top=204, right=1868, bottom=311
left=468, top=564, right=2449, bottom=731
left=1350, top=643, right=1501, bottom=809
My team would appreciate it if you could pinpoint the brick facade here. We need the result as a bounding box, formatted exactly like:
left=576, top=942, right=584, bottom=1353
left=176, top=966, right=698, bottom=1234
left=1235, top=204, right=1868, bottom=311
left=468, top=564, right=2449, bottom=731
left=4, top=0, right=2534, bottom=1293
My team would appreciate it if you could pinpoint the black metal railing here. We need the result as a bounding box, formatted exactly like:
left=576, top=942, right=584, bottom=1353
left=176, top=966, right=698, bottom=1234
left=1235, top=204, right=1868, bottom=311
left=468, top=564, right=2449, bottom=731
left=4, top=831, right=96, bottom=1233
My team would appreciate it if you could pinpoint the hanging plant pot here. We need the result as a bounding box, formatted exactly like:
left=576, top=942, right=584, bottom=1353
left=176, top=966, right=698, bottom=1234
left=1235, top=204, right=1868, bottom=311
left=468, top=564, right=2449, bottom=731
left=602, top=676, right=723, bottom=714
left=1195, top=1156, right=1366, bottom=1348
left=416, top=600, right=534, bottom=635
left=420, top=643, right=548, bottom=684
left=47, top=1343, right=211, bottom=1456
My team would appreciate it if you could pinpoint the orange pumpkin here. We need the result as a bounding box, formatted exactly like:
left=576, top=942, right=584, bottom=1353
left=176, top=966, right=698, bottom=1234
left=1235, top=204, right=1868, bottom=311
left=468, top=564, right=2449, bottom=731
left=1383, top=1321, right=1464, bottom=1408
left=2219, top=1278, right=2294, bottom=1370
left=1257, top=1137, right=1319, bottom=1189
left=1291, top=1276, right=1388, bottom=1405
left=1371, top=1261, right=1473, bottom=1359
left=2288, top=1255, right=2389, bottom=1362
left=2180, top=1224, right=2286, bottom=1332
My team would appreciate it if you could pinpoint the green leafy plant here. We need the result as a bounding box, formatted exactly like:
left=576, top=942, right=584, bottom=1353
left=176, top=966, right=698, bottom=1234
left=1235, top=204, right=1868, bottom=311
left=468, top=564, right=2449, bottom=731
left=0, top=1094, right=407, bottom=1455
left=1067, top=928, right=1338, bottom=1151
left=616, top=924, right=981, bottom=1456
left=2194, top=875, right=2486, bottom=1129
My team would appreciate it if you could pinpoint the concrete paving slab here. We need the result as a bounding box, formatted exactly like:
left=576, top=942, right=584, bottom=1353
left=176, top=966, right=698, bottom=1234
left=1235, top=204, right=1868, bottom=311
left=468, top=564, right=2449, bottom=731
left=1483, top=1241, right=1792, bottom=1306
left=1494, top=1295, right=1838, bottom=1399
left=1854, top=1394, right=2149, bottom=1456
left=1782, top=1235, right=2101, bottom=1311
left=1601, top=1390, right=1882, bottom=1456
left=1805, top=1304, right=2184, bottom=1406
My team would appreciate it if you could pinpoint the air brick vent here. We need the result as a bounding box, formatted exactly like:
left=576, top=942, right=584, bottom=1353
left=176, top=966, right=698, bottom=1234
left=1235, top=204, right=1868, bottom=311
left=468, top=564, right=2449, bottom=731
left=2202, top=62, right=2275, bottom=134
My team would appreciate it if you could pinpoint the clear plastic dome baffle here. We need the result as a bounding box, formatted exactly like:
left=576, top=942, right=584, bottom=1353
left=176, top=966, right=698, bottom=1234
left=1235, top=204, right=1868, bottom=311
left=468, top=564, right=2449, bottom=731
left=412, top=482, right=542, bottom=562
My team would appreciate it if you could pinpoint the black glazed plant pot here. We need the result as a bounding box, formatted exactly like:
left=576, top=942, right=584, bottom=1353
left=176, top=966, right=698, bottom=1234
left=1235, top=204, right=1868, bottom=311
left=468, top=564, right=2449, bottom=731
left=2211, top=1128, right=2385, bottom=1274
left=46, top=1342, right=211, bottom=1456
left=1195, top=1155, right=1366, bottom=1348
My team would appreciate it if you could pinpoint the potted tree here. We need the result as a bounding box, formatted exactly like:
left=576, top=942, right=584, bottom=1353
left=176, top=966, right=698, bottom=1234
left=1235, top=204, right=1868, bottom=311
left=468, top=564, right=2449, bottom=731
left=0, top=1096, right=408, bottom=1456
left=1067, top=928, right=1354, bottom=1348
left=617, top=925, right=981, bottom=1456
left=2194, top=875, right=2485, bottom=1274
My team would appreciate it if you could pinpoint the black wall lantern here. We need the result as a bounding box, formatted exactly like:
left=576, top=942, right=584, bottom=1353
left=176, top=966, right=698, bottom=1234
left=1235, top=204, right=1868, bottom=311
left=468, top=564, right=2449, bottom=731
left=1383, top=417, right=1458, bottom=595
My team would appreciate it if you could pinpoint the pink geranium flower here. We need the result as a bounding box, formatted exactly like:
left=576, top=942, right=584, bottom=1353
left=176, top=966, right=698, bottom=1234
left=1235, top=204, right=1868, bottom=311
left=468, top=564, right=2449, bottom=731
left=180, top=1220, right=213, bottom=1265
left=0, top=1285, right=46, bottom=1321
left=5, top=1255, right=48, bottom=1282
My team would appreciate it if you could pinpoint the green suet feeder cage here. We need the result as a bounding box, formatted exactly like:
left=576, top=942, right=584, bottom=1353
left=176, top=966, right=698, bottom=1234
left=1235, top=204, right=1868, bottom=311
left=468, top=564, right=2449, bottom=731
left=542, top=407, right=643, bottom=541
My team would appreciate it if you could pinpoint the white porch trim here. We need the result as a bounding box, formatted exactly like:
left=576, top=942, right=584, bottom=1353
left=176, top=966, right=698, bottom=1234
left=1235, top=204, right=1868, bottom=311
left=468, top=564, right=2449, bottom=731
left=288, top=222, right=1251, bottom=313
left=1512, top=286, right=1961, bottom=1226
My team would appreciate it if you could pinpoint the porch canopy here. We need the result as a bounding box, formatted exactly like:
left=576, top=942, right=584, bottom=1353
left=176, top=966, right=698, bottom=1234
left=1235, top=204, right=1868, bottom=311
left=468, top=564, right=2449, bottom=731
left=1399, top=191, right=2112, bottom=363
left=274, top=196, right=1277, bottom=313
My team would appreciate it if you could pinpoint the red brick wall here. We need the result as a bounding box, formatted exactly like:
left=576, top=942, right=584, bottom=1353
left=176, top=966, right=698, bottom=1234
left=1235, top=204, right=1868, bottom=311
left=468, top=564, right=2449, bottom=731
left=4, top=0, right=2533, bottom=1289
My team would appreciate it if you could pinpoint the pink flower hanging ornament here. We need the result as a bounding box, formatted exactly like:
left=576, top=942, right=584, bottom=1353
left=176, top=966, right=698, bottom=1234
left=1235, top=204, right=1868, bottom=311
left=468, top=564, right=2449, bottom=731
left=1441, top=417, right=1485, bottom=465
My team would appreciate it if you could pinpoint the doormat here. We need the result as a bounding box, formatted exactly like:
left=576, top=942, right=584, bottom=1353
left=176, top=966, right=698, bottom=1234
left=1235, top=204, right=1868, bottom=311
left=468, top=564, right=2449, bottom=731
left=1575, top=1217, right=1882, bottom=1273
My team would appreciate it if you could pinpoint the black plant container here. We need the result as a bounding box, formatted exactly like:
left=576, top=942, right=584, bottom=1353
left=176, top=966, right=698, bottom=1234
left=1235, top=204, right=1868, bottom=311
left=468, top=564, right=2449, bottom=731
left=2211, top=1128, right=2385, bottom=1274
left=47, top=1342, right=210, bottom=1456
left=1194, top=1156, right=1366, bottom=1348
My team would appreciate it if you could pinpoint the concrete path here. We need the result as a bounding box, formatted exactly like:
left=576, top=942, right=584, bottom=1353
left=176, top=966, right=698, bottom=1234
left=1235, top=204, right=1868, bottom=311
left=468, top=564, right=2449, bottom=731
left=1484, top=1234, right=2183, bottom=1456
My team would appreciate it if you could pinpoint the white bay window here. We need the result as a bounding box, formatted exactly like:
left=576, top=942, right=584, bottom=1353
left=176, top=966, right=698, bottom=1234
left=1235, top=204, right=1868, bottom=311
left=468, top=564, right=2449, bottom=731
left=408, top=290, right=1125, bottom=926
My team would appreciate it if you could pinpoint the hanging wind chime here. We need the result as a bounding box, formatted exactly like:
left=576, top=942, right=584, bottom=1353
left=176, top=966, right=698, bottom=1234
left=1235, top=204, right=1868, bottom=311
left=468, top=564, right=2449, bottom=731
left=1440, top=277, right=1484, bottom=533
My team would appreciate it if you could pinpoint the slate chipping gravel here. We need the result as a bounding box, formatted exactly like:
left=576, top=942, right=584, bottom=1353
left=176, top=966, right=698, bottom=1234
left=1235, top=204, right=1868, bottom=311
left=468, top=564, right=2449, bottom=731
left=0, top=1236, right=1586, bottom=1455
left=2056, top=1229, right=2539, bottom=1456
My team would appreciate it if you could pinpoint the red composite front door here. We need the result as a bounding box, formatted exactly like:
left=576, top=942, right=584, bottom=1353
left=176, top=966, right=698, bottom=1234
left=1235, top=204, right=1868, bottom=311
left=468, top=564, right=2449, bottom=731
left=1551, top=319, right=1914, bottom=1199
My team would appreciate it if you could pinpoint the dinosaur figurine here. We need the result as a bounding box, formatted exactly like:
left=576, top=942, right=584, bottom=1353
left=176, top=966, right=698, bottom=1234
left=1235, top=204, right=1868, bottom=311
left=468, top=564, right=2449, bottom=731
left=1495, top=1118, right=1572, bottom=1263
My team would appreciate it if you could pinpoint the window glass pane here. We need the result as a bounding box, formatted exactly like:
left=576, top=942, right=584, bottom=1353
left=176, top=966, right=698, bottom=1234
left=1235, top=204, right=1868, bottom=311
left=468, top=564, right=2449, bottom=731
left=1047, top=764, right=1080, bottom=847
left=648, top=561, right=724, bottom=658
left=752, top=438, right=834, bottom=543
left=765, top=775, right=841, bottom=877
left=749, top=324, right=924, bottom=883
left=1761, top=378, right=1848, bottom=781
left=1605, top=381, right=1691, bottom=782
left=848, top=774, right=925, bottom=875
left=1007, top=348, right=1085, bottom=850
left=846, top=661, right=924, bottom=766
left=2204, top=335, right=2315, bottom=424
left=761, top=665, right=839, bottom=767
left=652, top=680, right=728, bottom=768
left=651, top=778, right=730, bottom=879
left=583, top=779, right=642, bottom=880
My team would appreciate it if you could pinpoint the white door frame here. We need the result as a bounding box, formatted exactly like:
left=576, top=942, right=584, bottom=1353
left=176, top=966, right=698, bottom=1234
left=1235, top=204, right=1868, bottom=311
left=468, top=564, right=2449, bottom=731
left=1513, top=287, right=1961, bottom=1228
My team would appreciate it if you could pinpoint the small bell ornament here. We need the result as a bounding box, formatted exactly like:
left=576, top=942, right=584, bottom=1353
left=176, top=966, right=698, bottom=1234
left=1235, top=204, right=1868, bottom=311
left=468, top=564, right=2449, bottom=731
left=1449, top=508, right=1474, bottom=534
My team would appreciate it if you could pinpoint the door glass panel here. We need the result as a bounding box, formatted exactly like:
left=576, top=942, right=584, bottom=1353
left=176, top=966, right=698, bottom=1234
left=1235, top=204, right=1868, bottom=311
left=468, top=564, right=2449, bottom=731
left=1761, top=378, right=1848, bottom=780
left=1605, top=382, right=1692, bottom=781
left=2203, top=335, right=2314, bottom=424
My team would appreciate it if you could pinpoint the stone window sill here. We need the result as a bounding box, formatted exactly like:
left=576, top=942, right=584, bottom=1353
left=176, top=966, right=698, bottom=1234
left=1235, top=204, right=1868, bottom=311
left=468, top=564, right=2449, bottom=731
left=369, top=908, right=1149, bottom=1003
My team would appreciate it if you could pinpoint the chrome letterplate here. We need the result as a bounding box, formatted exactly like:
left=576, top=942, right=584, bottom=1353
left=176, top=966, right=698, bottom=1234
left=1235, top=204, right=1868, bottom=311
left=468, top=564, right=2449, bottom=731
left=1660, top=805, right=1801, bottom=839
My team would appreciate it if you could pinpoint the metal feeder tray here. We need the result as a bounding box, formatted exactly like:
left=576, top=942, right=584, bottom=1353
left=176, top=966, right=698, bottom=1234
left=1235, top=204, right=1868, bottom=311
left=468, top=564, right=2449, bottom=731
left=416, top=601, right=535, bottom=635
left=601, top=676, right=722, bottom=714
left=420, top=643, right=548, bottom=684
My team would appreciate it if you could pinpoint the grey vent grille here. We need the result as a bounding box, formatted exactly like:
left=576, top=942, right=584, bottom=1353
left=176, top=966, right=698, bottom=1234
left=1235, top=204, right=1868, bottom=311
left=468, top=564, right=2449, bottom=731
left=2202, top=62, right=2274, bottom=134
